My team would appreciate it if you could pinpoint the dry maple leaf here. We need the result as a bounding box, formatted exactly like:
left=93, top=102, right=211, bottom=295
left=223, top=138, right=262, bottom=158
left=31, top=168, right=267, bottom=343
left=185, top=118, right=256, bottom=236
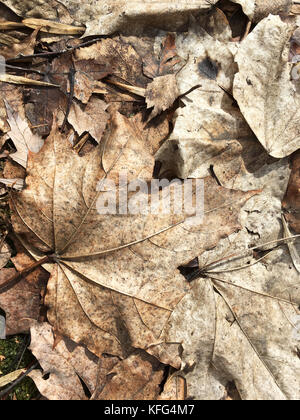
left=9, top=110, right=258, bottom=368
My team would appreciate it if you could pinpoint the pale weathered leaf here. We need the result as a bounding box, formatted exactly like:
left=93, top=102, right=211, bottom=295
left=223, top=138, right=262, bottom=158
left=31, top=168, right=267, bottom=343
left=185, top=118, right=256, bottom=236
left=5, top=101, right=44, bottom=168
left=233, top=15, right=300, bottom=158
left=28, top=322, right=99, bottom=400
left=282, top=214, right=300, bottom=273
left=156, top=22, right=255, bottom=180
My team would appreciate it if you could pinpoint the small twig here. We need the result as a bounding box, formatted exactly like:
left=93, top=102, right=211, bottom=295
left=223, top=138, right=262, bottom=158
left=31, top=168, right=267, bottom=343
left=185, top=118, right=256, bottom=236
left=0, top=255, right=51, bottom=294
left=4, top=64, right=46, bottom=76
left=73, top=133, right=89, bottom=154
left=61, top=67, right=76, bottom=132
left=0, top=363, right=39, bottom=399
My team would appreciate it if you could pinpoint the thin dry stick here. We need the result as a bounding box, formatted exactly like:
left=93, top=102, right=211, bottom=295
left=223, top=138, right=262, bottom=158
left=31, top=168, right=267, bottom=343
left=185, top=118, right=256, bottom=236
left=0, top=255, right=51, bottom=294
left=0, top=363, right=39, bottom=399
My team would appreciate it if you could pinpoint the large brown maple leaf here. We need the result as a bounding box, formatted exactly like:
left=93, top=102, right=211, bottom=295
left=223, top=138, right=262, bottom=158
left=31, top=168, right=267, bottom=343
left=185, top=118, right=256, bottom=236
left=9, top=111, right=257, bottom=367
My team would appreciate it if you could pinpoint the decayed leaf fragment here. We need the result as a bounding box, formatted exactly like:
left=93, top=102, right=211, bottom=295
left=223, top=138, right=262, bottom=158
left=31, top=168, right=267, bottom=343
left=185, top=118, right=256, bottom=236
left=142, top=33, right=181, bottom=119
left=0, top=28, right=38, bottom=60
left=145, top=74, right=179, bottom=119
left=10, top=111, right=258, bottom=368
left=233, top=15, right=300, bottom=158
left=67, top=98, right=109, bottom=144
left=0, top=246, right=48, bottom=335
left=96, top=351, right=164, bottom=400
left=0, top=241, right=11, bottom=270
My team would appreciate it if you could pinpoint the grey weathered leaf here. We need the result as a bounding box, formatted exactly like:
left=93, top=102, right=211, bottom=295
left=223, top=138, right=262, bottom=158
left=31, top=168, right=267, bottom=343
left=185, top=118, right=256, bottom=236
left=233, top=15, right=300, bottom=158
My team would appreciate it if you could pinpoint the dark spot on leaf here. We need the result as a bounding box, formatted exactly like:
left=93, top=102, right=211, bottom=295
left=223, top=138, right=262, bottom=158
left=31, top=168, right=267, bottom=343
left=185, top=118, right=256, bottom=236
left=198, top=57, right=219, bottom=80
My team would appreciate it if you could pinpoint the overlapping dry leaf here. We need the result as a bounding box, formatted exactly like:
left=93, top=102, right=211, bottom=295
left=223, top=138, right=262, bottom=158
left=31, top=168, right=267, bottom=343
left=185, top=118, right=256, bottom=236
left=233, top=15, right=300, bottom=158
left=156, top=19, right=256, bottom=180
left=28, top=322, right=99, bottom=400
left=5, top=101, right=44, bottom=168
left=0, top=0, right=299, bottom=402
left=67, top=98, right=109, bottom=144
left=96, top=351, right=164, bottom=400
left=0, top=246, right=48, bottom=335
